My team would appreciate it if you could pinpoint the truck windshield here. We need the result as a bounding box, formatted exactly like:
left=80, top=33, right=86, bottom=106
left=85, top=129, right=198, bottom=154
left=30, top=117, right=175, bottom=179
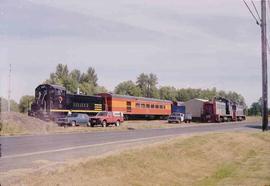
left=68, top=113, right=78, bottom=117
left=97, top=112, right=107, bottom=116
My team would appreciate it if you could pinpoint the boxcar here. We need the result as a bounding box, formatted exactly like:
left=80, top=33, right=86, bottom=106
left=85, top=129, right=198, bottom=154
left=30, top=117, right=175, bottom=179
left=172, top=101, right=186, bottom=113
left=97, top=93, right=172, bottom=119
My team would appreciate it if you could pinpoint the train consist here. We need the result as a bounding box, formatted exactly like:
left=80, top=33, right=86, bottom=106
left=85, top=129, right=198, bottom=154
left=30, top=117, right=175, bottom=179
left=29, top=84, right=246, bottom=122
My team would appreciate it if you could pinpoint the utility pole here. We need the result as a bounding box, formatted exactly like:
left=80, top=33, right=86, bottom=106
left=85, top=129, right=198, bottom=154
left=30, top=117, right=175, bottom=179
left=8, top=64, right=11, bottom=112
left=261, top=0, right=268, bottom=131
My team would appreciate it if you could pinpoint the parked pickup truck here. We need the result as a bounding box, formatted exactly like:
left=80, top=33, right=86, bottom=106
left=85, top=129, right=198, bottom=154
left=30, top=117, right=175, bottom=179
left=168, top=112, right=184, bottom=123
left=90, top=111, right=124, bottom=127
left=57, top=113, right=90, bottom=127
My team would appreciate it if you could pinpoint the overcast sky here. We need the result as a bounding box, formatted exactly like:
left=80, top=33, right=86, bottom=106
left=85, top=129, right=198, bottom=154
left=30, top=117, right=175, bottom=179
left=0, top=0, right=266, bottom=106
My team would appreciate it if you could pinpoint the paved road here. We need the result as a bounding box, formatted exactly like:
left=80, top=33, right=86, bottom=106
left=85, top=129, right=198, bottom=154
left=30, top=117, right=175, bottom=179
left=0, top=122, right=260, bottom=172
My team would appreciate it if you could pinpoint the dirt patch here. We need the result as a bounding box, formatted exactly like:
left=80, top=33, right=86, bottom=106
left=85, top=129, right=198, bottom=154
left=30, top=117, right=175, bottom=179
left=0, top=112, right=60, bottom=135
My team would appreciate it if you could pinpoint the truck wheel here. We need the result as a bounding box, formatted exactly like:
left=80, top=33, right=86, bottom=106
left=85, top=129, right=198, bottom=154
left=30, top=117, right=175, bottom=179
left=115, top=120, right=120, bottom=127
left=102, top=120, right=107, bottom=127
left=87, top=122, right=91, bottom=127
left=71, top=121, right=76, bottom=127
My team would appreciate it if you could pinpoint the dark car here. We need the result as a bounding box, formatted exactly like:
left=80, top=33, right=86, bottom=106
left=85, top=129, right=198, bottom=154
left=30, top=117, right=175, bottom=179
left=57, top=113, right=90, bottom=127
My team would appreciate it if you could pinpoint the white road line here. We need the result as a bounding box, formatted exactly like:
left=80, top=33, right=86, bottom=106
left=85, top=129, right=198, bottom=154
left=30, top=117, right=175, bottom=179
left=1, top=134, right=178, bottom=159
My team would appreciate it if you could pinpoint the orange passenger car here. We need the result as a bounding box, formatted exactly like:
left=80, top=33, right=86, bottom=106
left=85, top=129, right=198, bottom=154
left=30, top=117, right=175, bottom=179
left=97, top=93, right=172, bottom=119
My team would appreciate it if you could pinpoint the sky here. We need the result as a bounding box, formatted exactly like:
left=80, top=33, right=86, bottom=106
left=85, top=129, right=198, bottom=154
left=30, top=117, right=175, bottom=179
left=0, top=0, right=266, bottom=106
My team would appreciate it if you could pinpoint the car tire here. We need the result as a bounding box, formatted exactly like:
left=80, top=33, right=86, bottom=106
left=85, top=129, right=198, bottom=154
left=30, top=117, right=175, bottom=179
left=115, top=120, right=120, bottom=127
left=102, top=120, right=107, bottom=127
left=71, top=121, right=76, bottom=127
left=87, top=122, right=91, bottom=127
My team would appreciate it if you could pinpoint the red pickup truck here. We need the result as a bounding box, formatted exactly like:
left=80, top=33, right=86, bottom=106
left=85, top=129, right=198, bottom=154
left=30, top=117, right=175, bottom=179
left=89, top=111, right=124, bottom=127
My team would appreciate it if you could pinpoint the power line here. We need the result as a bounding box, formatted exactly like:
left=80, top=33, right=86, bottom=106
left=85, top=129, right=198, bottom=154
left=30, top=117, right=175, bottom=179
left=251, top=0, right=261, bottom=21
left=242, top=0, right=261, bottom=25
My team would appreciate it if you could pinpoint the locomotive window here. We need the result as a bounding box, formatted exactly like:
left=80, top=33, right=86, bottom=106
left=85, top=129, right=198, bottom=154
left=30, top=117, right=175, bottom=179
left=151, top=104, right=154, bottom=108
left=56, top=89, right=62, bottom=96
left=141, top=104, right=145, bottom=108
left=146, top=104, right=150, bottom=108
left=159, top=105, right=163, bottom=109
left=155, top=105, right=159, bottom=109
left=136, top=103, right=140, bottom=108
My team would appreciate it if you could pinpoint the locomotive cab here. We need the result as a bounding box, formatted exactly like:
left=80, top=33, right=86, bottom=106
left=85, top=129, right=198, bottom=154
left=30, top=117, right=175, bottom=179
left=30, top=84, right=67, bottom=120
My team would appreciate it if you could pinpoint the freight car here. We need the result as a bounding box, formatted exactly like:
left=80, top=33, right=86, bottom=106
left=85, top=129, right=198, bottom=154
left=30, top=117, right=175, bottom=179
left=171, top=101, right=185, bottom=113
left=29, top=84, right=104, bottom=120
left=97, top=93, right=172, bottom=120
left=202, top=97, right=246, bottom=122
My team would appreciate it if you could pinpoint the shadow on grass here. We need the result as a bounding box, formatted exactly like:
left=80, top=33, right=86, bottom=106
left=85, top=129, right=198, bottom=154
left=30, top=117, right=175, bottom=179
left=245, top=125, right=262, bottom=130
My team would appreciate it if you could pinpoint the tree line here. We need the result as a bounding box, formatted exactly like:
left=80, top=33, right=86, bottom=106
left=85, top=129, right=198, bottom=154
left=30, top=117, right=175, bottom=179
left=115, top=73, right=246, bottom=106
left=1, top=63, right=260, bottom=115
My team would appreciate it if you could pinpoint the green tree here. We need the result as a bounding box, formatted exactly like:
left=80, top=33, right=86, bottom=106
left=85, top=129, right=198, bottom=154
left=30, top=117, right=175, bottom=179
left=45, top=64, right=76, bottom=92
left=136, top=73, right=148, bottom=97
left=95, top=86, right=108, bottom=94
left=19, top=95, right=35, bottom=113
left=80, top=67, right=98, bottom=86
left=198, top=88, right=217, bottom=100
left=46, top=64, right=69, bottom=84
left=0, top=97, right=19, bottom=112
left=79, top=82, right=96, bottom=95
left=176, top=89, right=190, bottom=101
left=79, top=67, right=98, bottom=95
left=45, top=64, right=104, bottom=95
left=159, top=86, right=177, bottom=101
left=114, top=81, right=142, bottom=96
left=70, top=69, right=81, bottom=83
left=248, top=98, right=262, bottom=116
left=136, top=73, right=159, bottom=98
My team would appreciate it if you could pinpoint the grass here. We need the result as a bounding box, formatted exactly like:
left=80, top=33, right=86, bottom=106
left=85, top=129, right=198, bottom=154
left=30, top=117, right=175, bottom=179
left=0, top=121, right=28, bottom=135
left=12, top=132, right=270, bottom=186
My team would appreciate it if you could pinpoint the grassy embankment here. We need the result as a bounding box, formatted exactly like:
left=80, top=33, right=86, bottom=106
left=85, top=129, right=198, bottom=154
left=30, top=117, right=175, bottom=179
left=15, top=132, right=270, bottom=186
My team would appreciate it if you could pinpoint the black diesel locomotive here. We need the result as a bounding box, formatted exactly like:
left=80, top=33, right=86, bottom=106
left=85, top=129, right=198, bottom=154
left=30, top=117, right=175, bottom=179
left=29, top=84, right=104, bottom=120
